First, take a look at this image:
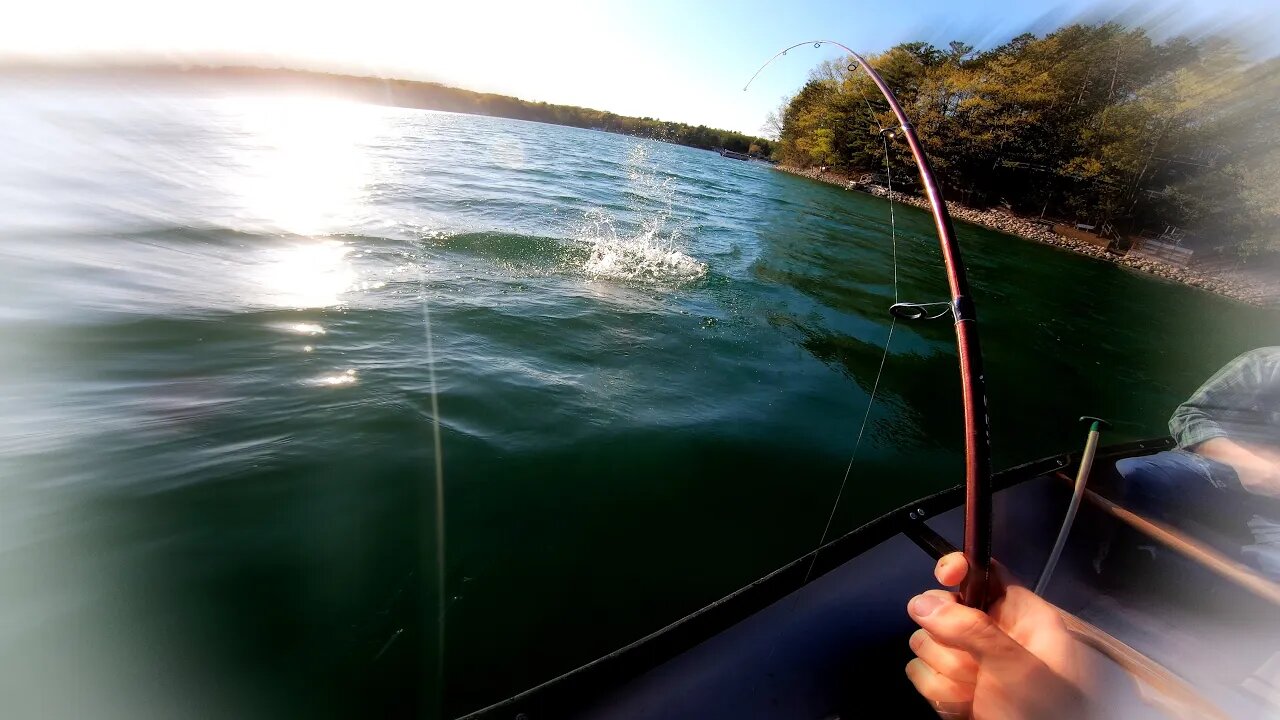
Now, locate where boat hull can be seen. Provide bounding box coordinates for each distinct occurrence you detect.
[461,438,1280,719]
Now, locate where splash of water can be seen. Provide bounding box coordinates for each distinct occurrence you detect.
[578,144,706,284]
[580,211,707,283]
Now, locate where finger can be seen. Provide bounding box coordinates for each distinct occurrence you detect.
[908,591,1026,665]
[911,588,959,612]
[909,629,978,684]
[931,701,972,720]
[936,553,1018,600]
[905,658,975,706]
[935,552,967,588]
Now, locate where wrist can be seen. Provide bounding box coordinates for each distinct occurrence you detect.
[1239,465,1280,497]
[1194,436,1237,460]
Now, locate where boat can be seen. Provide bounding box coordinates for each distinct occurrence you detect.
[457,436,1280,718]
[454,41,1280,719]
[718,148,751,161]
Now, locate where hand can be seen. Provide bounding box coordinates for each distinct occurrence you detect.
[905,553,1093,720]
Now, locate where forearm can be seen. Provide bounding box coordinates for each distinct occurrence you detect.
[1197,437,1280,497]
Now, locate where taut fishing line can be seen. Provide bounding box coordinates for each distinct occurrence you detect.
[416,254,447,717]
[738,45,907,706]
[755,41,993,614]
[745,41,904,589]
[454,40,975,720]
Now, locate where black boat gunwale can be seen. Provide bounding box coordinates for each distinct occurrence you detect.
[457,437,1175,719]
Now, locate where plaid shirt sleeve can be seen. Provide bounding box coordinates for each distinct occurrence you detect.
[1169,348,1280,449]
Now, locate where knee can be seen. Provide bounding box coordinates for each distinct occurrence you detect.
[1114,454,1183,514]
[1115,456,1171,491]
[1114,456,1144,480]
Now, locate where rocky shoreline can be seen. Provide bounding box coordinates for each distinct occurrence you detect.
[775,164,1275,306]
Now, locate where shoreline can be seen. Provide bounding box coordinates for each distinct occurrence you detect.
[774,164,1275,306]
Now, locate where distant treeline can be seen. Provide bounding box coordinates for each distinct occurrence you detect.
[772,23,1280,256]
[373,77,775,155]
[7,63,775,156]
[102,65,774,157]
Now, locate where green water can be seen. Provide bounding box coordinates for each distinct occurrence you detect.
[0,87,1276,718]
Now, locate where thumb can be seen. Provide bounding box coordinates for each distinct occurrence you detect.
[908,591,1025,664]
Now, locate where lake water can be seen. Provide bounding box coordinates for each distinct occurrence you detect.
[1,83,1276,718]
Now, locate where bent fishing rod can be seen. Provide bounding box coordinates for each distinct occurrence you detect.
[748,41,993,609]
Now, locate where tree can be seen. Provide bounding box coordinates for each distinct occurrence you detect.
[771,22,1280,256]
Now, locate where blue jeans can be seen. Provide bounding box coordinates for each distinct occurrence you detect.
[1115,450,1280,580]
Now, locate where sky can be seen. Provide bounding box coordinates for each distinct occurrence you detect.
[2,0,1277,135]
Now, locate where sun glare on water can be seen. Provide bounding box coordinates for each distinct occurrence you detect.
[256,239,355,308]
[224,96,388,308]
[230,96,384,235]
[310,368,358,387]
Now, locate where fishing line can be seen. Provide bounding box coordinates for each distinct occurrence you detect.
[751,41,995,612]
[742,46,905,705]
[749,43,905,586]
[891,300,953,321]
[416,250,448,717]
[843,63,901,303]
[883,131,900,304]
[743,41,850,92]
[797,163,903,596]
[459,43,924,719]
[801,317,895,589]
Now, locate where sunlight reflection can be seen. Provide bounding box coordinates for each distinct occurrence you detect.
[309,369,358,386]
[257,240,354,308]
[231,96,384,235]
[281,322,326,335]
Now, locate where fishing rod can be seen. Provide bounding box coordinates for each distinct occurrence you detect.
[747,41,993,609]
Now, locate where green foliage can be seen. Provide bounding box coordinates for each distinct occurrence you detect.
[774,23,1280,256]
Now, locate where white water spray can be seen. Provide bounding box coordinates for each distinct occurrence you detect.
[578,144,706,284]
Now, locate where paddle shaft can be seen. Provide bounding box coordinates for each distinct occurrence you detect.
[1036,421,1101,595]
[1056,471,1280,606]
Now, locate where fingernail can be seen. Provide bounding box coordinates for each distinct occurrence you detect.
[910,594,945,618]
[908,629,926,651]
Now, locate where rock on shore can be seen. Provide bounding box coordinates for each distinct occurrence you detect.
[774,164,1275,306]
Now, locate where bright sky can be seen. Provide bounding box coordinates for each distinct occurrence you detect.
[3,0,1277,134]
